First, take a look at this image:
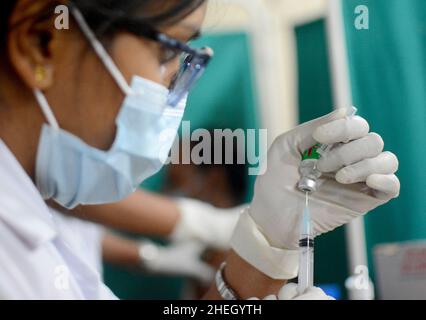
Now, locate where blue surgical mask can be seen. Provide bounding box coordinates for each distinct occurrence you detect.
[34,8,186,209]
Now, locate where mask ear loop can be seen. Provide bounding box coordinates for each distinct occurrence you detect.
[70,6,134,96]
[34,89,60,130]
[160,65,167,81]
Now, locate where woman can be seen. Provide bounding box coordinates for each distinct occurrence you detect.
[0,0,400,299]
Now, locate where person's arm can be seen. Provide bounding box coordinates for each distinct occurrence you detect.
[54,190,241,250]
[102,231,214,284]
[73,190,180,237]
[102,232,141,267]
[203,250,286,300]
[102,233,288,299]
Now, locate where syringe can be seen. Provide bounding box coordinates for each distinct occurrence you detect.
[298,192,314,295]
[296,106,357,294]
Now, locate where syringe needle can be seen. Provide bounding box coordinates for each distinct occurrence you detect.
[305,191,308,208]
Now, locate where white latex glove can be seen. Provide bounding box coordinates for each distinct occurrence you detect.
[139,240,214,285]
[171,198,244,250]
[278,283,335,300]
[247,284,334,300]
[232,108,400,279]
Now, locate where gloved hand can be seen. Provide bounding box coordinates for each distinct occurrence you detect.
[248,283,334,300]
[278,283,335,300]
[139,240,214,285]
[231,108,400,279]
[171,198,244,250]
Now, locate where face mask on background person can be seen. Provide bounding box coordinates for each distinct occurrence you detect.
[33,6,205,209]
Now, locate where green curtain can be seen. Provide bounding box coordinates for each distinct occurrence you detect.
[342,0,426,278]
[104,32,260,299]
[296,0,426,298]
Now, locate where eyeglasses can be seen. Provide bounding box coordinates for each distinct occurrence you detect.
[114,18,214,107]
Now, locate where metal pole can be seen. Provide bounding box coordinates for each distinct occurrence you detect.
[325,0,373,300]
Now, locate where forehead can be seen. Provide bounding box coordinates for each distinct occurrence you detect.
[180,2,208,28]
[160,3,208,36]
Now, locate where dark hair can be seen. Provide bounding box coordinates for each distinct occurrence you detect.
[0,0,206,53]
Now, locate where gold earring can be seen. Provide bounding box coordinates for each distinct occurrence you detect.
[35,65,46,83]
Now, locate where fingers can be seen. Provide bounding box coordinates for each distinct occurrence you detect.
[314,115,370,145]
[263,295,278,300]
[311,113,400,202]
[366,174,400,199]
[317,133,384,173]
[278,283,335,300]
[278,283,298,300]
[336,151,399,184]
[296,108,349,152]
[192,262,215,284]
[179,241,206,256]
[303,108,348,131]
[294,287,335,300]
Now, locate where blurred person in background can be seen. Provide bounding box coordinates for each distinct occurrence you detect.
[163,129,249,298]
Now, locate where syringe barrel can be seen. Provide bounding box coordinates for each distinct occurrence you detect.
[298,239,314,295]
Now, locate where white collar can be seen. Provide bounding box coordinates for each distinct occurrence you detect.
[0,140,57,249]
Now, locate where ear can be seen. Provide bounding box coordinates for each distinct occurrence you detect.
[7,1,59,90]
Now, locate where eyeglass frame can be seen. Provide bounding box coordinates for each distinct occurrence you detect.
[114,18,213,64]
[108,18,214,106]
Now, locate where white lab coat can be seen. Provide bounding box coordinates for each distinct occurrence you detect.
[0,140,117,300]
[50,209,104,275]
